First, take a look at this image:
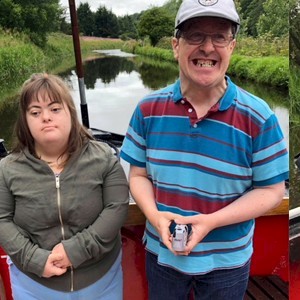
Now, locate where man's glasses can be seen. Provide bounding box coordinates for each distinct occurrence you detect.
[178,31,234,48]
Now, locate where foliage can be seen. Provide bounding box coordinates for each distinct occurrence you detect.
[0,31,125,100]
[229,55,288,88]
[137,7,174,46]
[77,2,95,36]
[0,0,62,47]
[290,0,300,65]
[239,0,266,37]
[290,0,300,119]
[235,34,288,57]
[156,36,173,50]
[94,6,119,38]
[0,29,45,97]
[118,14,138,40]
[257,0,288,37]
[290,63,300,122]
[134,46,175,62]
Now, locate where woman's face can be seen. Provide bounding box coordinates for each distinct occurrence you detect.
[26,93,72,151]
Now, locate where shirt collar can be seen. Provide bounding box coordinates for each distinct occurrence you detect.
[172,76,236,111]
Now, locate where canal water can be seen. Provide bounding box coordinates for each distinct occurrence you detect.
[0,49,291,202]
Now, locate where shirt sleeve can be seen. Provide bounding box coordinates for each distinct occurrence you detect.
[252,113,289,186]
[120,105,147,167]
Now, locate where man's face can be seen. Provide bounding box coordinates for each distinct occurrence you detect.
[172,17,236,91]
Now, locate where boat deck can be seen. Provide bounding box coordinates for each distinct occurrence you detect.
[245,275,288,299]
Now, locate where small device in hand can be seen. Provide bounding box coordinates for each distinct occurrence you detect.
[170,222,192,252]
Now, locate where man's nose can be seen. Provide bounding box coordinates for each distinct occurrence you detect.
[199,35,215,51]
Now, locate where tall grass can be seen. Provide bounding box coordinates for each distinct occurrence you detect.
[0,31,125,101]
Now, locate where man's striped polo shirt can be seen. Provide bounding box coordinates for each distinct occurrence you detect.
[120,76,289,274]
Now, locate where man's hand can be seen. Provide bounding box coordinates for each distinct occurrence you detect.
[153,211,183,254]
[174,214,213,254]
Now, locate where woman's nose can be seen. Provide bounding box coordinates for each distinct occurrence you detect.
[42,110,52,122]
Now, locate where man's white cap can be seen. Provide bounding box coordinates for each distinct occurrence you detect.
[175,0,240,33]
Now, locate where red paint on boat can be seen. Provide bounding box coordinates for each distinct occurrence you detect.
[0,247,12,300]
[250,215,289,282]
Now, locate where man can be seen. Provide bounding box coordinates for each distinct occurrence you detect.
[120,0,289,299]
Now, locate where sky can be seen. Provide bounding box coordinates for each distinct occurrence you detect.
[60,0,167,16]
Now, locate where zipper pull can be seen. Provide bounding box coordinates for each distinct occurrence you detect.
[55,175,60,189]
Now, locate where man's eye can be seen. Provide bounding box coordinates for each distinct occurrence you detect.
[189,32,204,40]
[214,34,226,41]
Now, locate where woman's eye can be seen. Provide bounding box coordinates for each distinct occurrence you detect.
[51,107,62,113]
[30,111,40,117]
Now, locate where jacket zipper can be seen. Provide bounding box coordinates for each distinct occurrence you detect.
[55,174,74,291]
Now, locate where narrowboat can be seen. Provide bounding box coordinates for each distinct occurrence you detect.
[0,1,290,298]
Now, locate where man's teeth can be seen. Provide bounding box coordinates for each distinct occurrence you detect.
[195,60,214,67]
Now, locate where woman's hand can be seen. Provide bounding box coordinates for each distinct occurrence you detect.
[51,243,72,269]
[42,253,67,278]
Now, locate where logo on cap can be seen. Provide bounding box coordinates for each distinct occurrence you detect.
[198,0,218,6]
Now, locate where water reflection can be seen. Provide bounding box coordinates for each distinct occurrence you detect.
[59,54,179,135]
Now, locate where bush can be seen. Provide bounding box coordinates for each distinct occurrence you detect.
[229,55,288,88]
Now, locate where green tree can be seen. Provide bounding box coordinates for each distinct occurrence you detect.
[245,0,266,37]
[138,7,174,46]
[0,0,61,47]
[257,0,288,37]
[0,0,24,30]
[290,0,300,65]
[118,14,138,39]
[94,6,119,38]
[77,2,95,36]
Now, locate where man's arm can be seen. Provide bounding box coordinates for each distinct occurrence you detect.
[175,181,285,252]
[129,165,181,252]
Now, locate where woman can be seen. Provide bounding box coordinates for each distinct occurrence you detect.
[0,73,129,299]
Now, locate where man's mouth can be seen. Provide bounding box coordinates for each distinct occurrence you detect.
[192,59,216,67]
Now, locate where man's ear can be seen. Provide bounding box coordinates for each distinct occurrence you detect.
[229,39,236,52]
[172,37,179,60]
